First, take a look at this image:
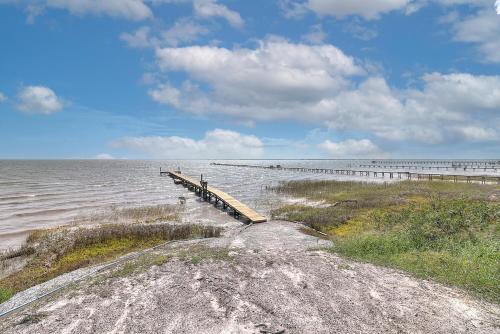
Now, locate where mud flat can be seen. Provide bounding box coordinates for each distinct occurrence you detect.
[0,221,498,334]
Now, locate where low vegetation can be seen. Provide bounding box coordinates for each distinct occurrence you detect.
[110,254,172,279]
[271,180,500,303]
[177,245,233,265]
[0,222,221,304]
[72,204,181,225]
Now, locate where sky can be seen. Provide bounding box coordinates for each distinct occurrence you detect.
[0,0,499,159]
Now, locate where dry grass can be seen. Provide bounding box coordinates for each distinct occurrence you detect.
[0,245,35,261]
[0,223,221,301]
[74,204,181,225]
[0,203,194,304]
[0,222,221,303]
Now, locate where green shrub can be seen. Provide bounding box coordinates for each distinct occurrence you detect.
[333,198,500,302]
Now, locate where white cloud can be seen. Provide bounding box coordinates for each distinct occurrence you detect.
[94,153,115,159]
[301,24,327,44]
[149,84,181,107]
[301,0,409,20]
[193,0,244,28]
[449,8,500,63]
[319,139,386,158]
[1,0,152,21]
[46,0,152,20]
[120,19,209,49]
[162,17,210,46]
[16,86,64,115]
[120,26,153,48]
[110,129,263,159]
[496,0,500,15]
[154,39,363,118]
[151,39,500,144]
[0,92,7,102]
[452,126,498,141]
[283,0,494,21]
[324,73,500,143]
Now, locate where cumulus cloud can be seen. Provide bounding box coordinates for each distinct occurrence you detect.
[16,86,64,115]
[161,18,210,46]
[154,39,363,117]
[286,0,409,20]
[496,0,500,15]
[110,129,263,159]
[193,0,244,28]
[0,0,152,21]
[45,0,152,20]
[0,92,7,102]
[452,126,498,141]
[319,139,386,158]
[448,8,500,63]
[120,26,153,48]
[149,39,500,144]
[282,0,495,22]
[149,84,181,107]
[120,19,209,49]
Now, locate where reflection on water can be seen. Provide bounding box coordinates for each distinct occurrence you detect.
[0,159,498,249]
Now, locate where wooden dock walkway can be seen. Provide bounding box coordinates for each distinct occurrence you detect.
[369,160,500,167]
[358,164,499,172]
[161,170,267,224]
[211,163,500,184]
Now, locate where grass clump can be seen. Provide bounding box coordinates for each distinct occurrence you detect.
[177,245,233,265]
[271,180,500,302]
[0,223,221,303]
[111,254,171,278]
[76,204,181,225]
[0,286,14,304]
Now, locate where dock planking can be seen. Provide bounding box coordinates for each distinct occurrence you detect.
[161,170,267,224]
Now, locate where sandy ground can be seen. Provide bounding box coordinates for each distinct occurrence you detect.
[0,221,499,333]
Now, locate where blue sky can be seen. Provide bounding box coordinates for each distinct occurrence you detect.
[0,0,499,159]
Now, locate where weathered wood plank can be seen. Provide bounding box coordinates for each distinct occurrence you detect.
[164,171,267,224]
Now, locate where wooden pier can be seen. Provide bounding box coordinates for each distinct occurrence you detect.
[369,160,500,167]
[358,164,499,172]
[161,170,267,224]
[211,163,500,184]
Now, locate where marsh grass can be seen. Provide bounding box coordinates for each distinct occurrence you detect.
[271,180,500,303]
[0,245,35,261]
[272,180,498,205]
[0,223,221,303]
[75,204,181,225]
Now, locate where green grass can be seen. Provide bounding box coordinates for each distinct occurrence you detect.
[0,223,221,303]
[271,180,500,303]
[0,287,14,304]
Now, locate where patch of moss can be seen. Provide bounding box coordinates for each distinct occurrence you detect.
[0,286,14,304]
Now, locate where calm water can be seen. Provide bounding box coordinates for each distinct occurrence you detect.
[1,159,499,249]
